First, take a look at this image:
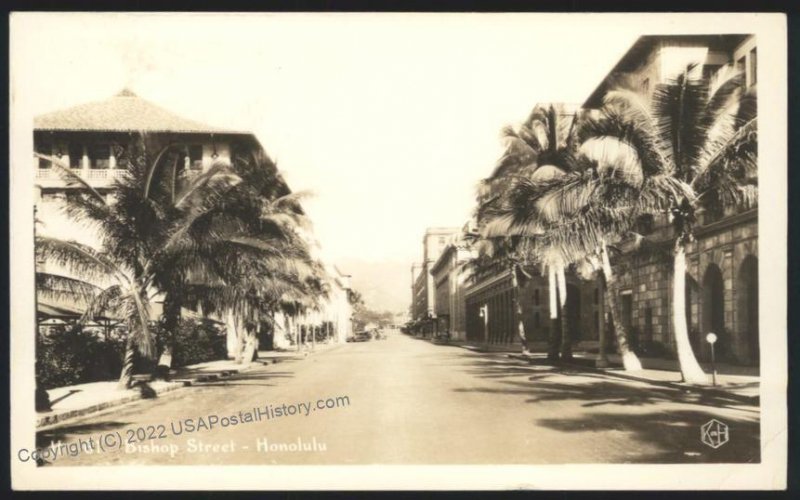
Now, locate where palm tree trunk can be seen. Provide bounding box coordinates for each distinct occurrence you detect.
[225,309,235,358]
[600,243,642,371]
[560,307,573,361]
[672,241,708,384]
[511,265,529,354]
[292,316,300,352]
[155,292,180,380]
[555,266,573,361]
[117,336,136,390]
[240,328,257,366]
[547,267,561,361]
[595,271,609,368]
[234,316,248,364]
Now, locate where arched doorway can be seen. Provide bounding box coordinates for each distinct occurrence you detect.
[563,284,581,341]
[737,256,759,366]
[701,264,725,362]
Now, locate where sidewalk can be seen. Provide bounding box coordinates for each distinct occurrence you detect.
[505,351,760,405]
[36,343,341,429]
[434,339,542,353]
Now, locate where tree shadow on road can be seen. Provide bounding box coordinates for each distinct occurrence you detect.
[449,354,760,463]
[535,409,760,463]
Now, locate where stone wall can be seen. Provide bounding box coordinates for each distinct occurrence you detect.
[610,210,758,365]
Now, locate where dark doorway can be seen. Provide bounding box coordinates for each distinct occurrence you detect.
[702,264,725,362]
[737,256,759,366]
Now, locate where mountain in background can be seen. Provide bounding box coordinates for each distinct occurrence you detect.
[335,258,410,314]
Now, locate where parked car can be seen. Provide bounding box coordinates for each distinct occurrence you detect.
[349,330,372,342]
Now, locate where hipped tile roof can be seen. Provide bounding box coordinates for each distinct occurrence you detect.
[34,89,248,135]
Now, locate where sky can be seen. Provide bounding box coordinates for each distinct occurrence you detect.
[12,13,642,266]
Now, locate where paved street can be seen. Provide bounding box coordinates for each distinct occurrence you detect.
[36,329,759,465]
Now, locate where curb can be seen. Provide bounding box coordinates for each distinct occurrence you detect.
[35,352,302,430]
[36,381,189,429]
[506,353,759,406]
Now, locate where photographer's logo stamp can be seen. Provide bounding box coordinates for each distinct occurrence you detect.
[701,419,729,449]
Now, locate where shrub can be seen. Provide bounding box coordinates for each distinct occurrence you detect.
[37,326,127,389]
[155,318,227,367]
[37,318,227,390]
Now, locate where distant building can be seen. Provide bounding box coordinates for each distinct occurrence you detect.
[409,227,461,335]
[429,242,473,340]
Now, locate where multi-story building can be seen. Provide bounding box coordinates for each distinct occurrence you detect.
[463,258,604,348]
[429,241,474,340]
[34,89,354,352]
[460,34,757,367]
[464,104,604,349]
[34,89,265,318]
[409,227,461,335]
[582,34,758,366]
[34,89,264,245]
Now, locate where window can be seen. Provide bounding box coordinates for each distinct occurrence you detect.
[188,145,203,170]
[35,141,51,169]
[68,144,84,169]
[89,144,110,169]
[749,48,757,86]
[736,56,747,89]
[593,288,599,305]
[534,289,540,306]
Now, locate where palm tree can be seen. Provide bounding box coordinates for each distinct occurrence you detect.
[483,129,685,370]
[149,146,320,367]
[477,103,587,360]
[35,136,242,388]
[582,66,757,383]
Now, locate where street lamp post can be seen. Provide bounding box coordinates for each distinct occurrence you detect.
[479,304,488,346]
[706,332,718,386]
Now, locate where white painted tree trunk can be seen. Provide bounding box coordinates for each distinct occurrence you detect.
[548,266,558,320]
[240,329,258,367]
[672,243,709,384]
[225,309,240,359]
[600,242,642,371]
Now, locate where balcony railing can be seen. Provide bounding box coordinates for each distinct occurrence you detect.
[36,168,128,182]
[35,168,83,179]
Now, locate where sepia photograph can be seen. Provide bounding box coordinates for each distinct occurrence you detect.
[9,11,787,490]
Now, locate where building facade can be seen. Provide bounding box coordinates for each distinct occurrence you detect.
[458,34,758,367]
[409,227,461,335]
[583,34,759,366]
[464,263,604,348]
[34,89,354,354]
[429,242,473,340]
[33,89,265,319]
